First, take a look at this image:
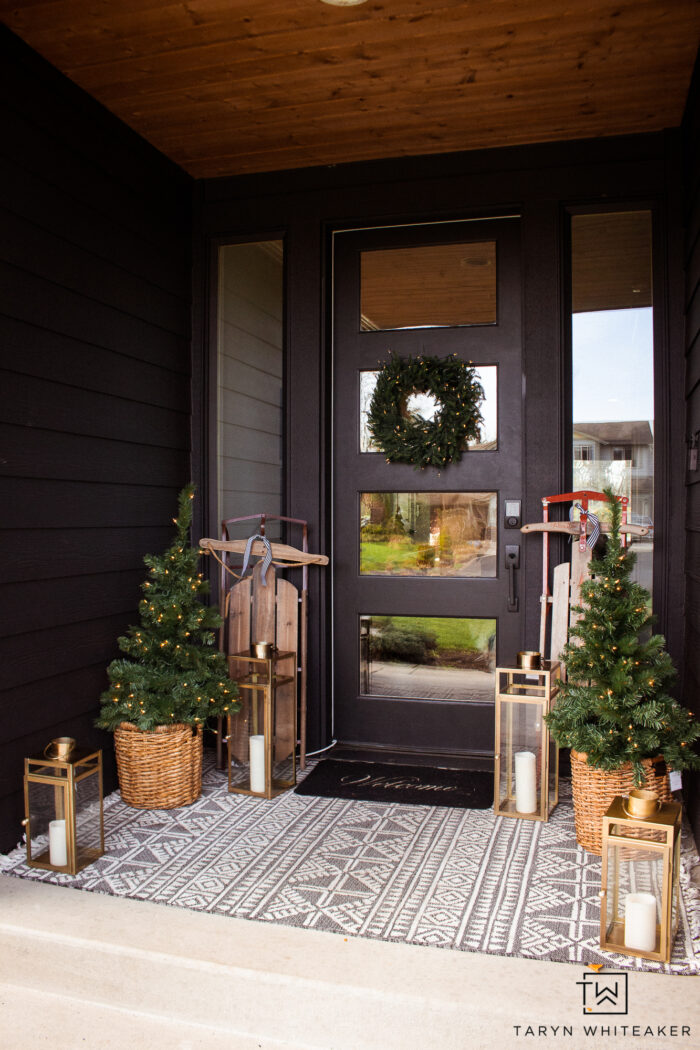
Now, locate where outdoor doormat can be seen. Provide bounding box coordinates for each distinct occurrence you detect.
[294,758,494,809]
[3,757,700,974]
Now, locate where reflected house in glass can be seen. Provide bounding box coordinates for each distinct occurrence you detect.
[573,420,654,526]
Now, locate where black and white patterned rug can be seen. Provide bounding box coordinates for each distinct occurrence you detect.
[3,757,699,975]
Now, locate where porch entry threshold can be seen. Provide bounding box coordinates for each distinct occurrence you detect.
[2,755,699,975]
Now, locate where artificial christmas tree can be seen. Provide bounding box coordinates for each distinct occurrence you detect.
[97,485,239,807]
[546,488,700,852]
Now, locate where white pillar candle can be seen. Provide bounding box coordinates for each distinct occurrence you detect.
[249,735,266,794]
[49,819,68,867]
[624,892,657,952]
[514,750,537,813]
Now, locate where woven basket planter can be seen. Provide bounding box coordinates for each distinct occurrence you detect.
[114,722,203,809]
[570,749,672,855]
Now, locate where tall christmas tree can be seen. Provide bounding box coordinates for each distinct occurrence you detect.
[546,489,700,785]
[97,485,239,732]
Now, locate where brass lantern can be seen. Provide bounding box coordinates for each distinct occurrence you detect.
[494,660,561,821]
[226,645,297,798]
[23,740,104,874]
[600,790,682,964]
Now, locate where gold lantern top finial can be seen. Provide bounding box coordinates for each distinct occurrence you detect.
[625,788,661,820]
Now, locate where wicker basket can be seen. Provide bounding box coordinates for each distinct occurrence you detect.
[114,722,203,809]
[570,749,672,855]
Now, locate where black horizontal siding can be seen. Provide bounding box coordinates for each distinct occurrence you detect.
[683,50,700,845]
[0,27,193,851]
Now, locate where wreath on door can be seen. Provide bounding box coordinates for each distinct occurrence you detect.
[367,352,484,470]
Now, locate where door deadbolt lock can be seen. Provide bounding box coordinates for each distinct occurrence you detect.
[504,499,522,529]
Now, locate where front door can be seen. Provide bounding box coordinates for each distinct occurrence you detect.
[333,219,523,763]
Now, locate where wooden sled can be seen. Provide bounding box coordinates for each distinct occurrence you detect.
[200,515,328,771]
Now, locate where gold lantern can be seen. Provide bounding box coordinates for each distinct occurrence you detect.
[226,645,297,798]
[494,660,561,821]
[23,739,104,874]
[600,789,682,963]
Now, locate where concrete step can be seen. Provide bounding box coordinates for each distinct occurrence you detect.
[1,874,697,1050]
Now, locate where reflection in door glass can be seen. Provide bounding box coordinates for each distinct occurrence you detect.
[360,615,496,702]
[571,211,653,595]
[360,366,497,452]
[360,242,497,330]
[360,492,497,577]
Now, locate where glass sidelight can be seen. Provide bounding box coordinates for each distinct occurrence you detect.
[217,240,284,535]
[360,615,496,701]
[570,210,654,594]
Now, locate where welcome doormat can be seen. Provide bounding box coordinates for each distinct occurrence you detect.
[294,758,494,809]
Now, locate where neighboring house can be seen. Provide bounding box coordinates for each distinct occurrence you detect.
[573,421,655,521]
[1,9,699,853]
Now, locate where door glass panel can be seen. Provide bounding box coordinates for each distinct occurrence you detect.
[361,242,497,331]
[571,211,653,595]
[360,492,497,577]
[360,615,496,701]
[359,366,497,452]
[360,242,497,330]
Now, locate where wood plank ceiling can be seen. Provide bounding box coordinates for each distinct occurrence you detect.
[1,0,697,179]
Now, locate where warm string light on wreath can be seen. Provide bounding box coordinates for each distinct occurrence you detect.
[367,351,484,470]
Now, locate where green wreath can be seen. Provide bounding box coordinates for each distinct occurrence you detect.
[367,352,484,470]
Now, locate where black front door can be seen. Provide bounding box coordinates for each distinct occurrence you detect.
[333,219,523,763]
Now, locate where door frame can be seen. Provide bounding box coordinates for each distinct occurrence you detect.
[329,215,532,765]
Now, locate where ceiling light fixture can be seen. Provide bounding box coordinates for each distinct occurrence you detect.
[320,0,368,6]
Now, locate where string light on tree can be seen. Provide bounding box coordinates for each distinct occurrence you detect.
[96,485,239,733]
[546,487,700,785]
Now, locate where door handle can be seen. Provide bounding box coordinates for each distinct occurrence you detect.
[505,544,520,613]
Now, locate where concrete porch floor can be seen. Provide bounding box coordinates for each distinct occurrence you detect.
[1,872,698,1050]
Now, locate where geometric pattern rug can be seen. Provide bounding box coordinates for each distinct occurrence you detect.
[3,755,699,976]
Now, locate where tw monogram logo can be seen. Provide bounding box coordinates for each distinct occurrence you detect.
[576,972,629,1015]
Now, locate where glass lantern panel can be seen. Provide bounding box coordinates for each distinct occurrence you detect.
[74,771,102,866]
[498,699,544,815]
[272,657,296,783]
[26,776,69,866]
[229,682,267,792]
[672,831,681,939]
[547,731,558,810]
[604,841,664,954]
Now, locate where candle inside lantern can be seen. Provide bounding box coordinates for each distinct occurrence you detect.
[249,734,266,794]
[514,750,537,813]
[49,819,67,866]
[624,892,657,952]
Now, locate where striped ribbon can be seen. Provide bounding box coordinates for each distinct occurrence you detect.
[240,533,273,586]
[569,504,601,549]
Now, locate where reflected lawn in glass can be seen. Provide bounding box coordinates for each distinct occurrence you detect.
[360,492,497,577]
[360,615,496,702]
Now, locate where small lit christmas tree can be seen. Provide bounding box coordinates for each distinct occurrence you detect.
[97,485,238,732]
[546,489,700,785]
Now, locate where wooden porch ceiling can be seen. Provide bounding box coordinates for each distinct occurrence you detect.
[1,1,697,179]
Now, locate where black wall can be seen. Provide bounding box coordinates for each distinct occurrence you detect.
[682,53,700,844]
[0,28,193,851]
